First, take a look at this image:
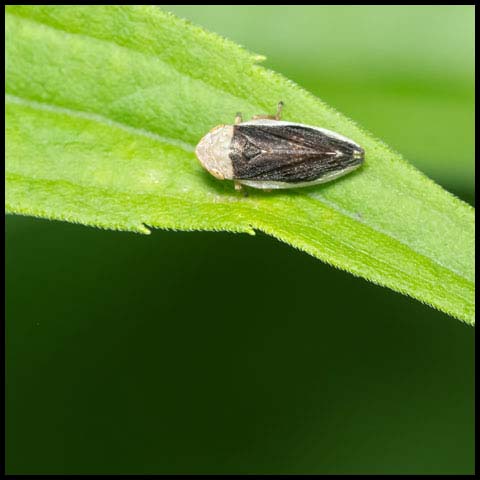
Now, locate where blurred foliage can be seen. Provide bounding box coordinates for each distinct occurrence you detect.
[6,6,474,475]
[6,216,474,474]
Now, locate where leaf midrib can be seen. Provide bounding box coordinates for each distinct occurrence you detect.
[6,91,473,293]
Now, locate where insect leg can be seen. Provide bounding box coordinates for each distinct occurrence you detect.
[234,181,249,197]
[275,101,284,120]
[251,101,284,121]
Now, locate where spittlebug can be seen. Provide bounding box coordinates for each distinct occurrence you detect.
[195,102,364,191]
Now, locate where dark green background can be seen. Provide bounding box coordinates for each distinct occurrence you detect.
[6,6,474,475]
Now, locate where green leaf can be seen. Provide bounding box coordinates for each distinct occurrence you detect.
[5,5,474,324]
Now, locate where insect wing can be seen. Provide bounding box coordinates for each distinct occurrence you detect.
[230,122,363,183]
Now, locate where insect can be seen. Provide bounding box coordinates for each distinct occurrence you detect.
[195,101,364,191]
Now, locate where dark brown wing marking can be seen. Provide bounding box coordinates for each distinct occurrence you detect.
[230,125,363,182]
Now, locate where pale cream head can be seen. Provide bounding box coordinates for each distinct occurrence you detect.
[195,125,234,180]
